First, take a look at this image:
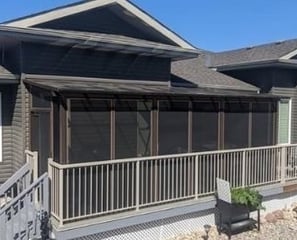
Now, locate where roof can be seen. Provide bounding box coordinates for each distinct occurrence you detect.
[171,54,259,92]
[210,38,297,69]
[23,74,275,99]
[0,65,18,81]
[3,0,196,50]
[0,26,198,60]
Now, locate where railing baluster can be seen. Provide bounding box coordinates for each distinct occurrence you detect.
[95,166,98,213]
[90,166,93,214]
[66,168,69,219]
[59,168,64,226]
[72,168,75,218]
[195,155,198,198]
[136,160,140,211]
[242,151,246,187]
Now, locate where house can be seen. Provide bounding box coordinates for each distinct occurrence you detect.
[0,1,296,240]
[208,40,297,145]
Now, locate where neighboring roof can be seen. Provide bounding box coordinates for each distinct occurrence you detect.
[3,0,196,50]
[171,54,259,92]
[0,26,198,60]
[210,38,297,69]
[23,74,275,99]
[0,65,18,82]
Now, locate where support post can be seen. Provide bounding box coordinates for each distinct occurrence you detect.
[33,151,38,181]
[281,147,287,184]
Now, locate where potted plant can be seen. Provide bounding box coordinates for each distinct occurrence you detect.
[231,187,264,211]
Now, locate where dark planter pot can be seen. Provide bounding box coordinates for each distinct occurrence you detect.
[216,199,260,240]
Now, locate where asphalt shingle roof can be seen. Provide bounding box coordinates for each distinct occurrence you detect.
[24,76,273,98]
[210,39,297,67]
[171,54,259,92]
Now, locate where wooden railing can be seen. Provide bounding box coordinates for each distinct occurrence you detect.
[48,144,297,225]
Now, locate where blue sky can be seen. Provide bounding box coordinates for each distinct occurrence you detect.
[1,0,297,52]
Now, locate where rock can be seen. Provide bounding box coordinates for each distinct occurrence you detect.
[291,202,297,209]
[265,213,277,223]
[260,215,267,224]
[208,226,219,239]
[292,206,297,214]
[283,210,294,220]
[272,210,284,219]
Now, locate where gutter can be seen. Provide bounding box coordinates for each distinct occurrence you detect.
[214,59,297,71]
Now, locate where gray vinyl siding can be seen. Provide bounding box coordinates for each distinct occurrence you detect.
[0,84,25,184]
[0,86,14,183]
[11,83,25,172]
[33,4,177,46]
[271,87,297,143]
[222,68,275,93]
[22,43,171,82]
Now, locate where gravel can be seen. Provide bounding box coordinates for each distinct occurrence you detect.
[168,218,297,240]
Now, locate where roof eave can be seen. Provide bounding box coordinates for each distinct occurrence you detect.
[0,26,199,60]
[215,59,297,71]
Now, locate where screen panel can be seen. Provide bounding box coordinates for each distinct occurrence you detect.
[115,100,151,159]
[224,101,249,149]
[192,101,219,152]
[158,101,189,155]
[70,100,111,163]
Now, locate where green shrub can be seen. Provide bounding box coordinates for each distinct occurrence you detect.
[231,187,264,210]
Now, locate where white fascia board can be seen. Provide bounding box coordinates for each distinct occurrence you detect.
[117,0,196,50]
[5,0,117,28]
[280,49,297,60]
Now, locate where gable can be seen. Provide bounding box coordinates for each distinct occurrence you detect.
[4,0,195,49]
[33,4,176,45]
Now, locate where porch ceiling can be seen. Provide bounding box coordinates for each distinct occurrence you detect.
[24,75,278,99]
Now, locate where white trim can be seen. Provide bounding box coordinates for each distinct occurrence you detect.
[280,49,297,60]
[5,0,195,50]
[117,0,195,49]
[5,0,117,27]
[0,92,2,162]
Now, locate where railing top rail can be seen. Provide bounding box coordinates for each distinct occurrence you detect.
[0,172,48,215]
[0,163,31,195]
[25,149,36,157]
[48,143,297,170]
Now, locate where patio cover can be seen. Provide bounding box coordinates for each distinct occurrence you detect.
[24,75,279,99]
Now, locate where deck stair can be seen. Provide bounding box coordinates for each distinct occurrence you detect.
[0,151,50,240]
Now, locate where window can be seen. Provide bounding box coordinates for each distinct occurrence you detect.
[278,99,291,144]
[158,101,188,155]
[0,92,2,162]
[192,101,219,151]
[70,100,111,163]
[115,100,151,159]
[224,102,249,149]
